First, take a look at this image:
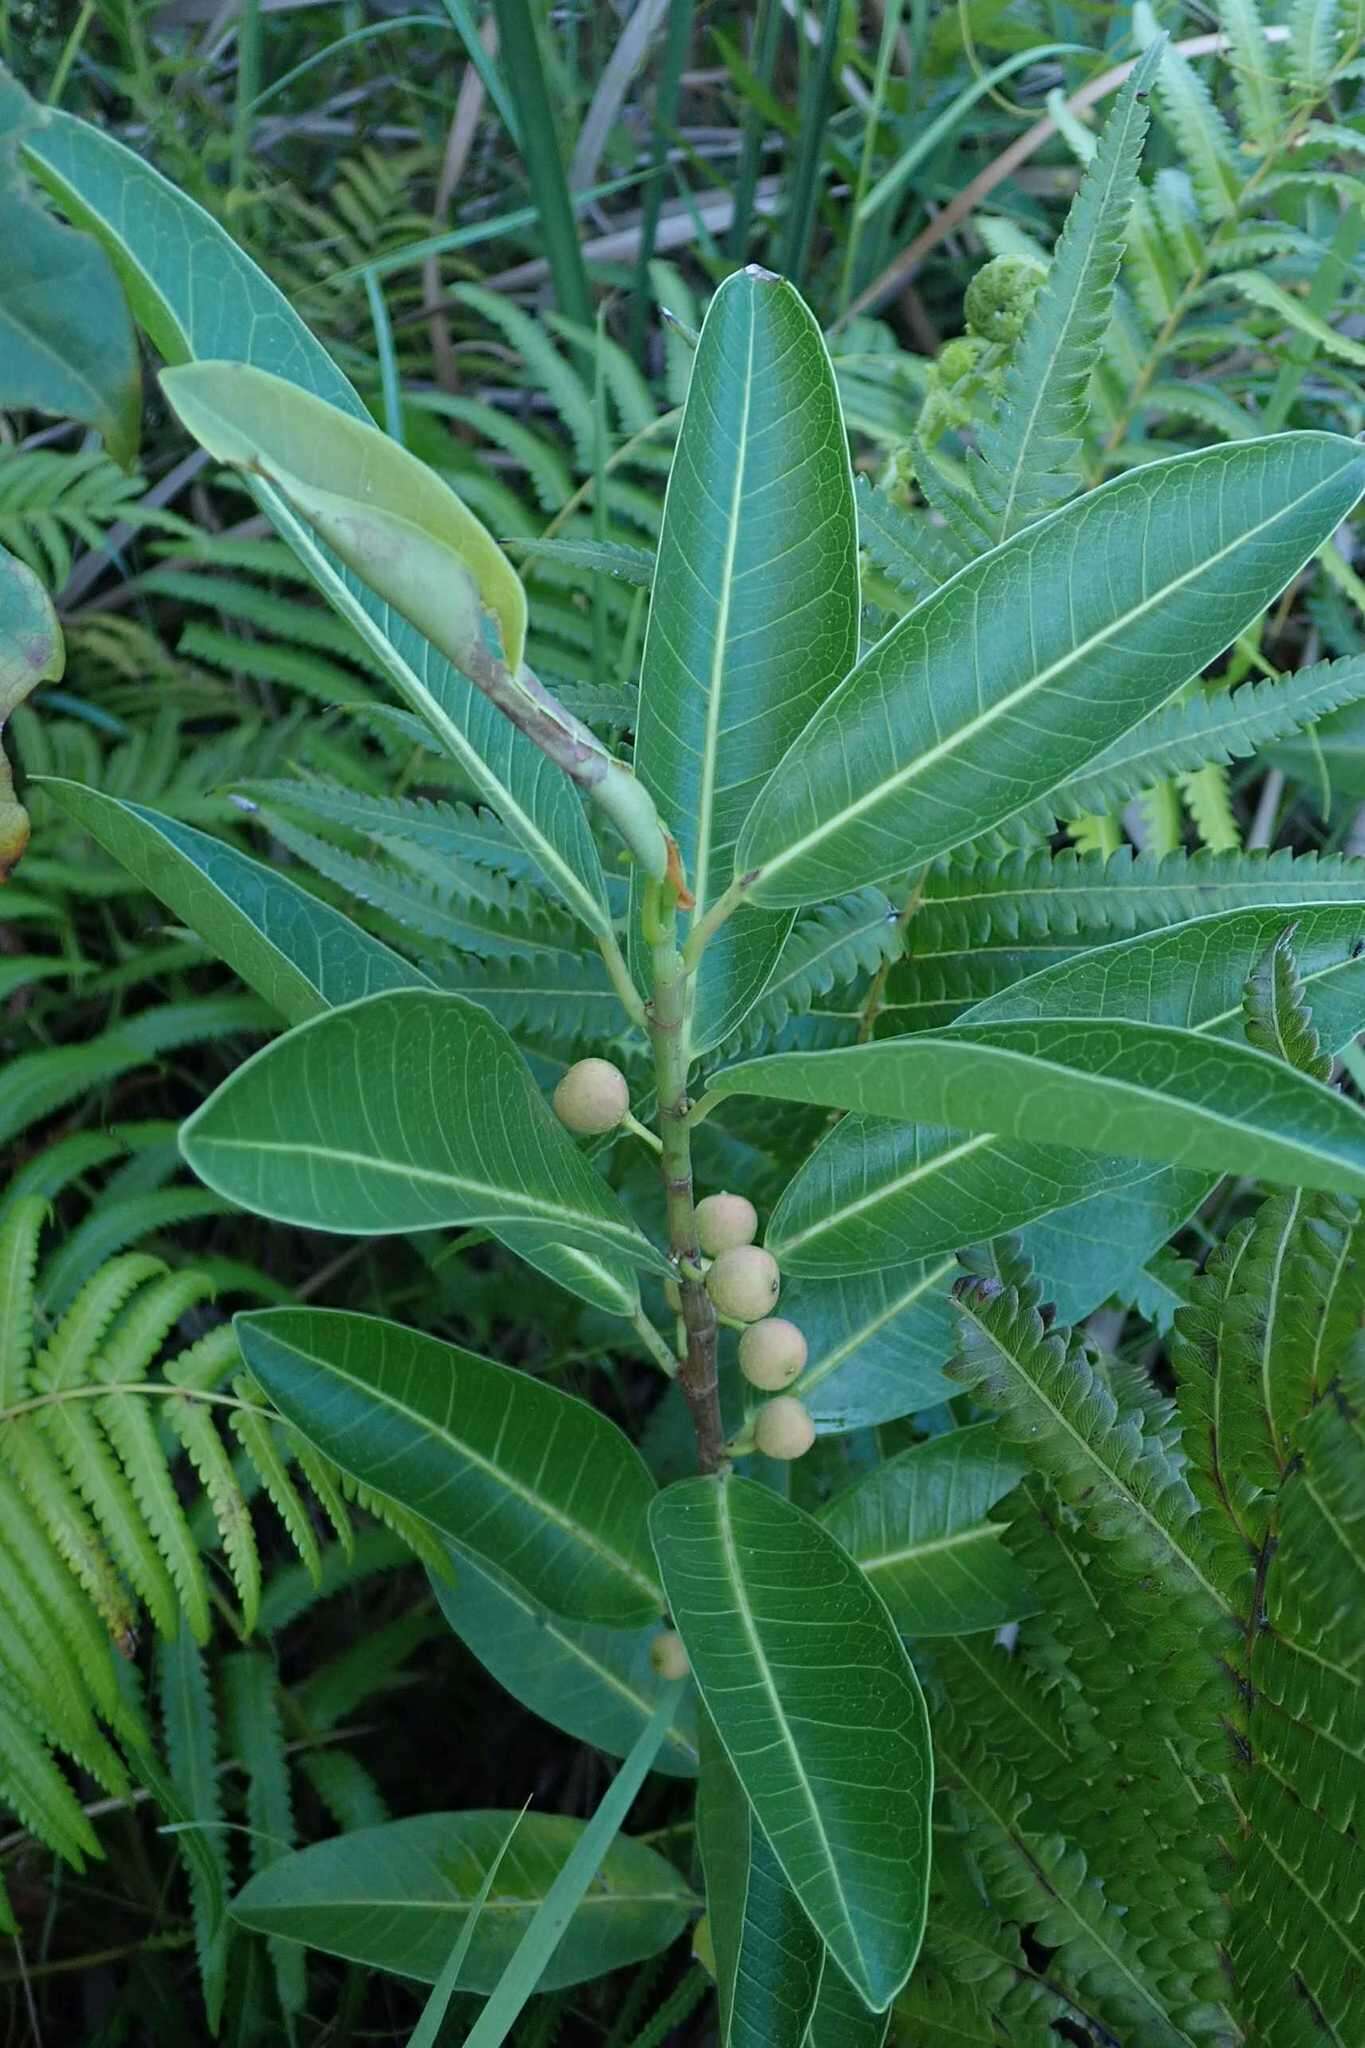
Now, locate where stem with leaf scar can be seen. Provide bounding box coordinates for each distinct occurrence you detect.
[642,876,728,1474]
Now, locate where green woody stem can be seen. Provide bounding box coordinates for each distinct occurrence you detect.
[643,878,727,1474]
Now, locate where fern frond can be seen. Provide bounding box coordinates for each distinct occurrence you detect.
[240,778,536,881]
[506,535,655,585]
[1046,653,1365,824]
[0,1197,43,1406]
[1214,270,1365,370]
[719,888,902,1056]
[973,48,1158,541]
[856,476,968,605]
[429,948,624,1052]
[884,846,1365,1031]
[39,1399,181,1639]
[1243,924,1334,1078]
[159,1631,230,2022]
[1220,0,1287,150]
[0,996,271,1152]
[97,1386,211,1643]
[0,1689,102,1870]
[0,1467,125,1722]
[410,394,573,511]
[929,1694,1192,2047]
[1231,1343,1365,2044]
[229,1379,323,1588]
[450,285,595,465]
[35,1252,168,1392]
[1178,761,1240,853]
[1143,25,1243,220]
[257,809,569,963]
[223,1649,305,2013]
[948,1245,1214,1600]
[297,1747,389,1831]
[1287,0,1343,95]
[165,1392,262,1635]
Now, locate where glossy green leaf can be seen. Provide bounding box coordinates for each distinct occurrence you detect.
[779,1264,959,1431]
[0,542,63,882]
[38,783,635,1313]
[181,989,665,1274]
[0,74,138,465]
[736,434,1365,906]
[698,1714,825,2046]
[162,361,527,676]
[633,265,857,1050]
[431,1546,697,1776]
[650,1475,932,2011]
[229,1810,694,1992]
[768,1118,1139,1280]
[37,780,426,1026]
[236,1309,663,1625]
[805,1964,892,2045]
[761,903,1365,1270]
[707,1016,1365,1200]
[21,107,610,937]
[820,1425,1035,1637]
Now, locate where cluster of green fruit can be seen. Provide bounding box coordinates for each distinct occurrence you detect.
[552,1059,815,1462]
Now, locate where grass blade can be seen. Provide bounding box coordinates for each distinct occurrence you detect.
[462,1683,685,2046]
[491,0,593,327]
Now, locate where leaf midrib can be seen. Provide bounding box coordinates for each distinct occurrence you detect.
[194,1134,649,1249]
[854,1522,1006,1575]
[261,1331,663,1608]
[712,1480,867,1986]
[773,1132,994,1258]
[691,291,758,929]
[751,456,1356,890]
[797,1259,957,1399]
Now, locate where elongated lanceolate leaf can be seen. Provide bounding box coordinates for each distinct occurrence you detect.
[39,784,636,1311]
[698,1716,825,2047]
[736,434,1365,906]
[181,989,665,1274]
[37,780,426,1024]
[633,265,858,1051]
[707,1017,1365,1199]
[805,1964,892,2045]
[21,110,610,937]
[821,1424,1035,1637]
[162,361,527,677]
[230,1810,693,1991]
[767,902,1365,1273]
[650,1476,932,2011]
[431,1547,697,1776]
[0,75,139,465]
[1,542,63,881]
[237,1309,662,1624]
[974,45,1160,540]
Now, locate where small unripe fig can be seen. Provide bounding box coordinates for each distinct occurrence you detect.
[650,1629,690,1680]
[695,1191,758,1256]
[754,1395,816,1461]
[552,1058,629,1135]
[706,1245,780,1322]
[739,1317,807,1390]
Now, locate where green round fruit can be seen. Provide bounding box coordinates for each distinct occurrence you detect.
[552,1057,629,1135]
[695,1192,758,1256]
[754,1395,815,1461]
[706,1246,780,1322]
[738,1318,807,1390]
